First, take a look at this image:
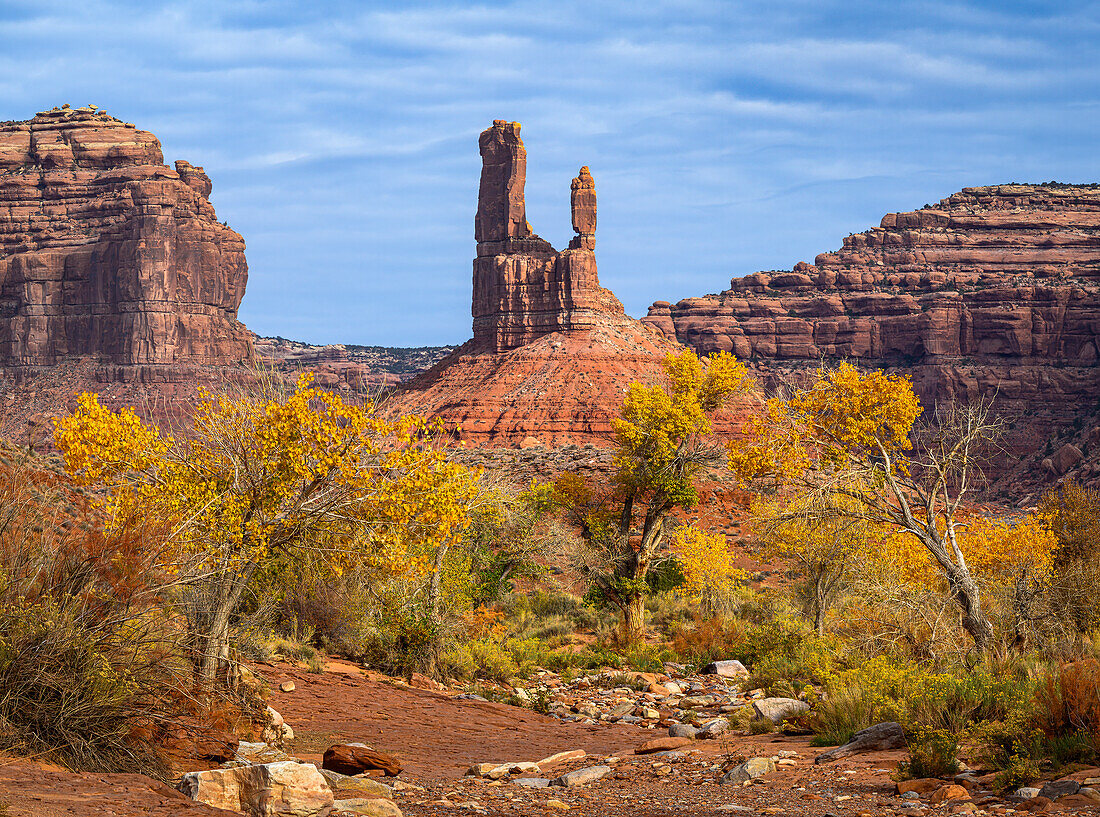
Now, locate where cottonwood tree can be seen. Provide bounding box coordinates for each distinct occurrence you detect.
[55,374,480,689]
[752,493,886,636]
[555,350,754,645]
[732,362,1011,656]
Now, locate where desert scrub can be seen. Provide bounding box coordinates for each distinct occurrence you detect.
[0,458,182,777]
[440,639,518,683]
[742,617,843,690]
[898,726,960,779]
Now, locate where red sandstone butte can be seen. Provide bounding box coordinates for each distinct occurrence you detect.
[642,183,1100,489]
[0,104,251,371]
[391,120,690,445]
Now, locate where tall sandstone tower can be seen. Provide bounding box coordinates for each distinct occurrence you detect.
[472,120,622,351]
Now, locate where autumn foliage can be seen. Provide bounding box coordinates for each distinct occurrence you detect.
[54,374,482,686]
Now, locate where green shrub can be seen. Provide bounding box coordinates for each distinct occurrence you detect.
[898,726,959,780]
[441,639,518,683]
[742,618,840,689]
[810,682,877,746]
[748,717,775,735]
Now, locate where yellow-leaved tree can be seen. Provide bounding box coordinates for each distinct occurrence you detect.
[731,361,1031,655]
[55,374,481,688]
[670,525,746,617]
[555,349,755,644]
[752,493,889,636]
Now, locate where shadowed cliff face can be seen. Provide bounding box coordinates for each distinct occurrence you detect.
[643,184,1100,493]
[0,105,251,369]
[472,120,623,352]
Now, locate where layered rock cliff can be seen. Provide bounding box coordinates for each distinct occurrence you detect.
[0,105,251,373]
[392,121,683,444]
[472,120,624,351]
[643,184,1100,493]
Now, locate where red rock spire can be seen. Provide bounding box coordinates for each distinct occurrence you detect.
[569,166,596,250]
[475,120,530,245]
[471,122,623,351]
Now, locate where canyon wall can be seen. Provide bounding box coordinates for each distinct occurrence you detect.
[643,184,1100,492]
[0,105,251,372]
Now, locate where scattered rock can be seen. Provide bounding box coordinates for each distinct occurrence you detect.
[323,744,402,777]
[701,660,749,678]
[546,799,571,811]
[720,757,775,785]
[815,722,906,763]
[280,681,297,693]
[514,778,551,788]
[552,766,612,787]
[332,797,402,817]
[752,697,810,724]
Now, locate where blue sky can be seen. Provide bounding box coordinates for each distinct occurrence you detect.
[2,0,1098,346]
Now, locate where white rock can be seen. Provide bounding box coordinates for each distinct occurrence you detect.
[752,697,809,724]
[179,760,333,817]
[332,798,402,816]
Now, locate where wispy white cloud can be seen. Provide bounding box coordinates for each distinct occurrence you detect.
[0,0,1096,344]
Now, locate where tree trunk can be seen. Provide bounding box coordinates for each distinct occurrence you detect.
[947,567,994,654]
[623,593,646,646]
[198,563,258,691]
[426,542,448,677]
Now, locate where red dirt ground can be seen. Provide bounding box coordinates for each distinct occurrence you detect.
[2,658,1098,816]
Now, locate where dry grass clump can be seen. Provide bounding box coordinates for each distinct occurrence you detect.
[0,452,184,776]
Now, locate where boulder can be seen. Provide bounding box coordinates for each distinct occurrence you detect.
[815,722,907,763]
[752,697,809,723]
[319,769,393,799]
[179,760,334,817]
[696,718,729,739]
[929,784,971,805]
[701,660,749,678]
[898,778,948,795]
[323,744,402,777]
[1017,795,1052,812]
[1054,444,1084,475]
[552,766,612,787]
[636,736,693,755]
[720,757,775,785]
[668,723,698,739]
[1038,779,1080,800]
[537,750,586,768]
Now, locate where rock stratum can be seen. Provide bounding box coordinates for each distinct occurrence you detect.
[643,184,1100,493]
[0,104,251,373]
[391,120,685,444]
